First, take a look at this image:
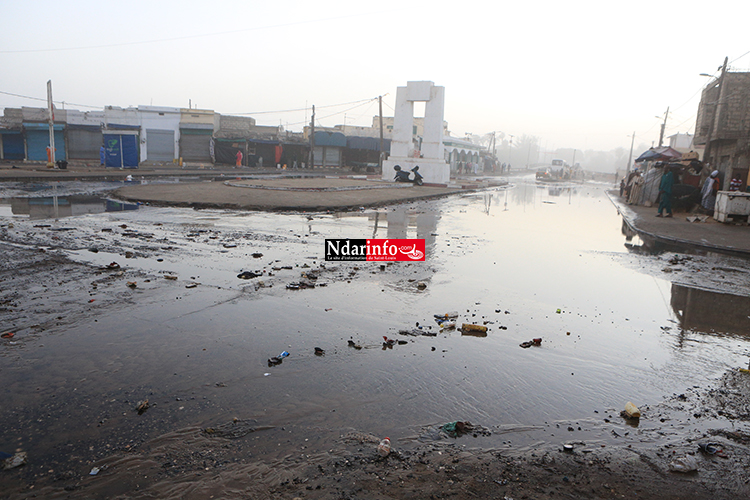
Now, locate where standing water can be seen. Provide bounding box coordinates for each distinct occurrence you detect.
[1,177,749,480]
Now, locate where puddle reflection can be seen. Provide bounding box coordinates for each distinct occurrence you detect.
[0,195,138,220]
[671,283,750,337]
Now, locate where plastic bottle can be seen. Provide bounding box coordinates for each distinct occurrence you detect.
[377,437,391,457]
[279,351,290,359]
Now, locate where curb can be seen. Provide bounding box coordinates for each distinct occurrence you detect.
[605,191,750,257]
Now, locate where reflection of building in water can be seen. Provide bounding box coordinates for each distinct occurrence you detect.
[671,283,750,336]
[370,208,439,249]
[8,196,138,220]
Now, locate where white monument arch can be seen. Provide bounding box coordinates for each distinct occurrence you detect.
[381,81,450,185]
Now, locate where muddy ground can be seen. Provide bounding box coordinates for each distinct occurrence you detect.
[2,198,750,499]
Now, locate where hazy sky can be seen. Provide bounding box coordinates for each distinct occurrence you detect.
[1,0,748,152]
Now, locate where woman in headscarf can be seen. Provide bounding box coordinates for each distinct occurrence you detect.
[701,170,720,211]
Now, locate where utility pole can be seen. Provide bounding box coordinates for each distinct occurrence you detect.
[378,95,384,172]
[508,134,514,166]
[705,56,729,170]
[626,131,635,177]
[46,80,56,168]
[658,106,669,147]
[308,105,315,169]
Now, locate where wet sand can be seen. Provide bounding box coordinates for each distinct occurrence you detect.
[113,178,470,211]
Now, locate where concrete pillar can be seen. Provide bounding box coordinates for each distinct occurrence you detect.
[390,86,413,158]
[421,85,444,159]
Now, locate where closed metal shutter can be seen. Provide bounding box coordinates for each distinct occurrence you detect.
[146,129,174,161]
[179,132,212,162]
[324,147,341,167]
[27,130,66,161]
[313,146,324,166]
[1,133,24,160]
[68,128,102,159]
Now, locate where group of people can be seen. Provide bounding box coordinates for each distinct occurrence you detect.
[656,168,722,217]
[623,166,737,218]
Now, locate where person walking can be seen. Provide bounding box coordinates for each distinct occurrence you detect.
[100,145,106,166]
[235,149,243,167]
[656,167,674,217]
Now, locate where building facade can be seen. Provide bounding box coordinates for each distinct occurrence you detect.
[694,69,750,190]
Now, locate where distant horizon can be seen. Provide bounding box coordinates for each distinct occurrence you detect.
[2,1,747,169]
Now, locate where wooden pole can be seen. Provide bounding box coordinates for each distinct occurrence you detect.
[378,95,384,171]
[47,80,56,167]
[626,131,635,176]
[308,105,315,169]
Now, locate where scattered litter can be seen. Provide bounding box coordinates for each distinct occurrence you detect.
[686,215,709,223]
[461,323,487,333]
[520,338,542,348]
[135,400,149,415]
[252,252,263,258]
[668,455,698,473]
[89,466,100,476]
[126,281,137,288]
[563,444,574,453]
[347,340,362,350]
[164,275,178,280]
[106,262,120,269]
[416,281,427,290]
[556,308,561,314]
[237,271,261,279]
[622,401,641,419]
[88,299,95,303]
[434,312,459,320]
[440,421,492,438]
[383,336,396,347]
[223,243,237,248]
[268,350,290,366]
[264,373,270,376]
[314,347,325,356]
[377,437,391,457]
[286,283,300,290]
[325,308,332,311]
[461,323,488,337]
[1,332,14,339]
[185,282,199,289]
[698,443,726,457]
[2,452,27,470]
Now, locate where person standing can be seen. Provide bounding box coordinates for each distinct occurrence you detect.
[100,145,106,166]
[701,170,720,212]
[656,167,674,217]
[235,149,243,167]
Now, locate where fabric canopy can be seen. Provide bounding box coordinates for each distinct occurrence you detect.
[635,146,682,163]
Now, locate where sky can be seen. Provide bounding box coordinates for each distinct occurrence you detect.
[1,0,749,155]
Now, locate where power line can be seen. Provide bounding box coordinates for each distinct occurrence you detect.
[231,97,376,116]
[288,98,376,127]
[0,89,101,109]
[730,49,750,64]
[0,11,392,54]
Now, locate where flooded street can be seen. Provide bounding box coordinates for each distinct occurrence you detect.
[2,177,750,499]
